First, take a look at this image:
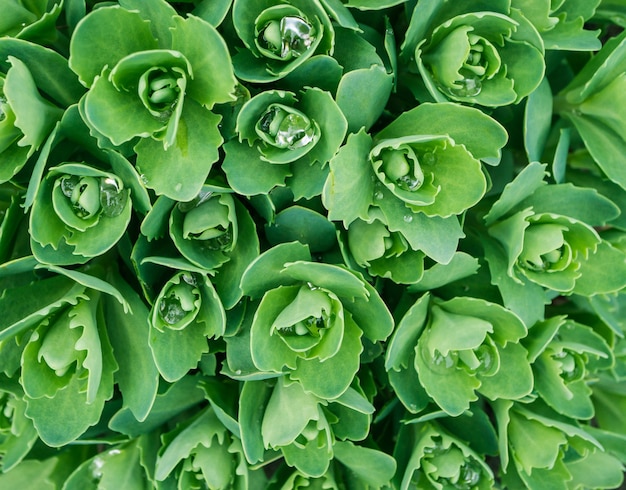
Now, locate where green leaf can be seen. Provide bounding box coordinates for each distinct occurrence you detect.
[222,138,292,196]
[240,241,312,299]
[103,270,159,422]
[192,0,233,26]
[155,407,226,481]
[291,313,363,399]
[4,56,63,156]
[525,77,553,162]
[508,409,568,474]
[385,293,430,371]
[64,439,146,490]
[81,69,165,146]
[23,319,117,447]
[265,206,337,253]
[566,108,626,190]
[376,189,464,264]
[135,100,223,201]
[0,458,59,489]
[261,378,320,447]
[333,441,397,487]
[239,380,274,465]
[483,236,548,326]
[170,14,237,107]
[408,252,480,292]
[282,261,368,300]
[573,240,626,296]
[69,5,158,86]
[323,129,374,227]
[0,274,87,342]
[484,162,548,226]
[119,0,178,47]
[518,183,620,226]
[478,342,534,401]
[108,375,206,437]
[337,66,393,133]
[0,38,85,106]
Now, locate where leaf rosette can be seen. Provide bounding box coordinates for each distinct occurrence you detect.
[239,377,375,478]
[395,422,494,490]
[343,212,425,284]
[170,190,241,271]
[223,87,347,197]
[149,271,226,382]
[492,400,621,490]
[68,0,237,200]
[386,293,533,416]
[525,317,613,420]
[400,0,545,106]
[230,0,334,82]
[488,209,601,292]
[324,103,506,268]
[233,242,393,400]
[483,162,622,325]
[154,406,264,490]
[29,163,132,265]
[20,290,118,447]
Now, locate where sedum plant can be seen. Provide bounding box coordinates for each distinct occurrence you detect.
[1,0,626,488]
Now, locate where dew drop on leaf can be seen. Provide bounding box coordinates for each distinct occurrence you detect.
[396,175,421,191]
[449,77,482,97]
[159,296,188,325]
[99,177,128,218]
[403,214,413,223]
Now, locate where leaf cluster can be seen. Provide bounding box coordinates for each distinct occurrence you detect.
[1,0,626,488]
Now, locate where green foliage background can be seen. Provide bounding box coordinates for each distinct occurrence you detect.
[1,0,626,488]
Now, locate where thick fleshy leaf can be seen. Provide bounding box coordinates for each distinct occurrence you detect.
[170,14,237,107]
[261,378,320,447]
[135,100,223,201]
[4,56,63,156]
[222,138,292,195]
[323,129,374,227]
[291,313,363,399]
[333,441,397,487]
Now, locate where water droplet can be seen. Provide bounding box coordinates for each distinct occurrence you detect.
[396,175,421,191]
[275,113,315,149]
[403,214,413,223]
[281,16,315,57]
[235,369,242,375]
[204,230,233,251]
[258,16,315,60]
[459,461,482,487]
[257,105,315,150]
[178,190,214,213]
[159,296,188,325]
[448,77,482,98]
[90,456,105,483]
[99,177,128,218]
[60,175,79,198]
[423,346,459,374]
[0,97,7,122]
[181,273,197,286]
[474,343,498,376]
[374,191,384,200]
